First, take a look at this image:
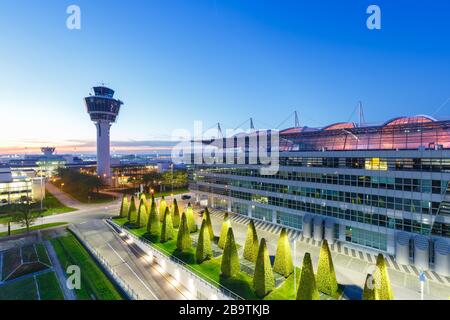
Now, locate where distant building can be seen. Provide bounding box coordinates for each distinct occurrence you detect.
[0,165,45,205]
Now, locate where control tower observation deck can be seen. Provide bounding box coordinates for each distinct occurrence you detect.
[84,86,123,182]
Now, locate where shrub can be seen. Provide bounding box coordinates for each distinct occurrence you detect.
[119,196,128,218]
[160,208,174,243]
[176,213,191,252]
[220,228,240,278]
[159,197,167,222]
[185,203,197,232]
[362,273,379,300]
[243,220,258,263]
[253,238,275,298]
[374,254,394,300]
[273,228,294,278]
[203,207,214,240]
[296,253,320,300]
[172,199,181,228]
[147,197,160,236]
[136,200,148,228]
[196,219,212,263]
[218,212,231,249]
[127,196,137,222]
[316,239,338,296]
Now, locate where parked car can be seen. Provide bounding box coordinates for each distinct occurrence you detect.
[181,195,191,200]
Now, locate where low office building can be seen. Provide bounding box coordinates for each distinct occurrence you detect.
[0,165,45,204]
[189,115,450,276]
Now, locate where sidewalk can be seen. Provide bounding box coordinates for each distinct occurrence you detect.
[45,182,85,210]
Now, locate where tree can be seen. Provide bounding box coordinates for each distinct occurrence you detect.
[243,220,259,263]
[119,196,129,218]
[147,196,160,236]
[160,207,174,243]
[10,204,40,233]
[362,273,379,300]
[185,203,197,232]
[316,239,338,296]
[176,213,192,252]
[296,253,320,300]
[374,254,394,300]
[218,212,231,249]
[273,228,294,278]
[253,238,275,298]
[196,219,213,263]
[203,207,214,240]
[127,196,137,222]
[172,198,181,228]
[159,196,167,222]
[142,171,162,189]
[220,228,240,278]
[136,200,147,228]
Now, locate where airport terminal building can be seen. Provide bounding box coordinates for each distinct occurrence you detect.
[189,115,450,276]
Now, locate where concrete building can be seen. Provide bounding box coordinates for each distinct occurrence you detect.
[189,115,450,276]
[85,86,123,183]
[0,165,45,205]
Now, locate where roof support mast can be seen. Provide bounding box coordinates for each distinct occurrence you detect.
[358,101,365,128]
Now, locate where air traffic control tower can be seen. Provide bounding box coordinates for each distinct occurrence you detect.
[85,86,123,183]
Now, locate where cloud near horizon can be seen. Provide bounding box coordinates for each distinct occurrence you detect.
[0,139,180,155]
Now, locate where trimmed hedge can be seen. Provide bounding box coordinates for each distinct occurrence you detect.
[273,228,294,278]
[196,219,213,263]
[296,253,320,300]
[316,239,338,296]
[374,254,394,300]
[160,207,174,243]
[159,197,167,222]
[172,199,181,228]
[185,203,197,233]
[362,273,378,300]
[220,228,240,278]
[218,212,231,249]
[253,238,275,298]
[127,196,137,222]
[147,197,160,236]
[176,213,192,252]
[243,220,259,263]
[119,196,128,218]
[136,200,148,228]
[203,207,214,240]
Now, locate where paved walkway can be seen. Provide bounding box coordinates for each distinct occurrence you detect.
[43,240,77,300]
[45,182,85,210]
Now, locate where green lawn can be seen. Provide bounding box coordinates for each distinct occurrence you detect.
[36,272,64,300]
[0,277,38,300]
[0,192,76,225]
[51,233,123,300]
[0,222,68,237]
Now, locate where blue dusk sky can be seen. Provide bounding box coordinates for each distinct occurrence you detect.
[0,0,449,154]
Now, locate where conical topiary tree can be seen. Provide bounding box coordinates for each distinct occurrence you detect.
[136,200,148,228]
[160,207,174,243]
[203,208,214,240]
[253,238,275,298]
[362,273,379,300]
[220,228,240,278]
[243,220,259,263]
[316,239,338,296]
[196,219,213,263]
[273,228,294,278]
[127,196,137,223]
[218,212,231,249]
[176,212,192,251]
[172,199,181,228]
[185,203,197,232]
[296,253,320,300]
[374,254,394,300]
[159,196,167,222]
[120,196,129,218]
[147,197,160,237]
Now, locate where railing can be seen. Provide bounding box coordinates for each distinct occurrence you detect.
[106,219,244,300]
[69,225,140,300]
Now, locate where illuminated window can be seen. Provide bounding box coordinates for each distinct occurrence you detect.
[365,158,387,171]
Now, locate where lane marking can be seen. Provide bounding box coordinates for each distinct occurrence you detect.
[106,243,159,300]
